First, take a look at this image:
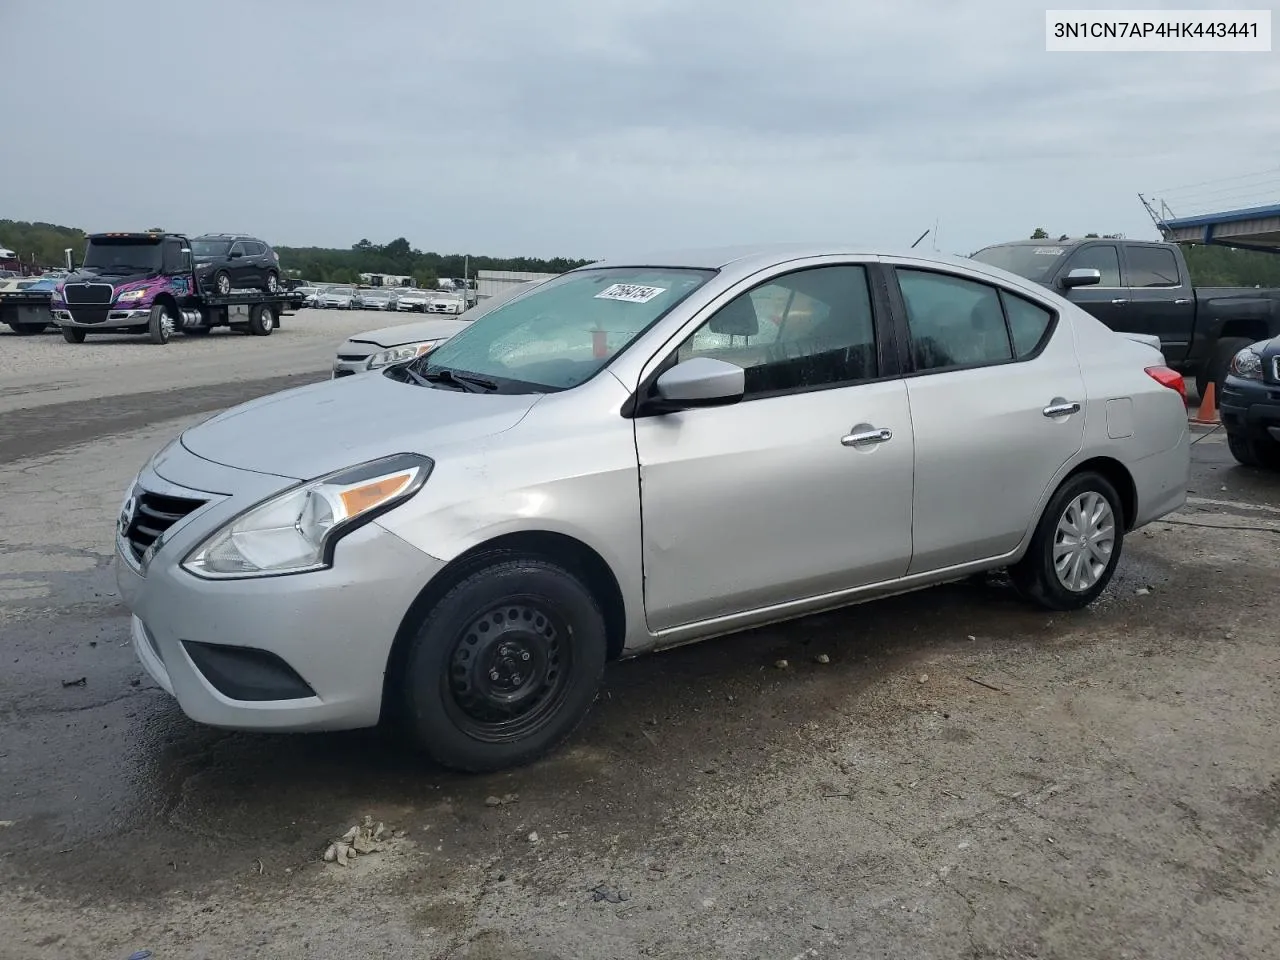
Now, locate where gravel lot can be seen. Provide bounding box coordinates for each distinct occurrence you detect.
[0,308,426,415]
[1,328,1277,960]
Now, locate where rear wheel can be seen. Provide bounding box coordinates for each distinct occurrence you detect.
[147,303,175,344]
[61,326,86,343]
[1010,471,1124,611]
[1198,336,1252,402]
[1227,431,1280,469]
[248,304,275,336]
[399,557,608,772]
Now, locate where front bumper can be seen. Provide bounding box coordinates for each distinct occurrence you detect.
[1220,374,1280,442]
[116,450,446,732]
[52,306,151,329]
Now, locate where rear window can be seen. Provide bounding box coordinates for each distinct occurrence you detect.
[969,244,1066,283]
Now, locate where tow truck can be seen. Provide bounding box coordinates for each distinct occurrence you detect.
[50,231,302,345]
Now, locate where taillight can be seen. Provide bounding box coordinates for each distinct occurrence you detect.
[1145,365,1186,402]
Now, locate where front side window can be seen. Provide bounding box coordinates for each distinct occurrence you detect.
[191,240,232,258]
[897,269,1013,371]
[675,265,878,397]
[1126,246,1180,287]
[419,267,714,392]
[1063,244,1122,287]
[162,239,186,273]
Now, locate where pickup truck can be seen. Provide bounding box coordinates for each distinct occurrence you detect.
[970,237,1280,397]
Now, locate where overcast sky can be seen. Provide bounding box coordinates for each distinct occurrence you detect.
[2,0,1277,259]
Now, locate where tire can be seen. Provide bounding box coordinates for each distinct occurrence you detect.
[1227,431,1280,469]
[1009,471,1125,611]
[400,557,608,773]
[264,270,279,294]
[1198,336,1252,402]
[147,303,175,344]
[61,326,86,343]
[7,321,47,334]
[213,270,232,296]
[182,324,212,336]
[248,304,275,336]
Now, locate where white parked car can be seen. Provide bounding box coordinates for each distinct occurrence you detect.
[333,279,552,377]
[316,286,356,309]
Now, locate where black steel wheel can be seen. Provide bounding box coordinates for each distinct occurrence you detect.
[400,557,607,772]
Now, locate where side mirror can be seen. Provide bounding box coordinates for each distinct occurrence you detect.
[652,357,745,409]
[1060,267,1101,289]
[229,250,243,259]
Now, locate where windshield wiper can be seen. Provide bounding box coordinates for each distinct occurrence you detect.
[417,366,498,393]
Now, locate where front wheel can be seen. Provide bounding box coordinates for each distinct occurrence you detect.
[1227,431,1280,469]
[8,322,47,335]
[147,303,175,344]
[400,558,608,772]
[1010,471,1124,611]
[61,326,86,343]
[264,270,279,294]
[213,270,232,296]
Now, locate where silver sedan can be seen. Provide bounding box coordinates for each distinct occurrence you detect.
[115,244,1190,772]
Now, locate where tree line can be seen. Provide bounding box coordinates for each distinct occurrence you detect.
[0,220,591,285]
[5,217,1280,289]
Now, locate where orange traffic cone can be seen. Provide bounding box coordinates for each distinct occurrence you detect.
[1190,381,1220,425]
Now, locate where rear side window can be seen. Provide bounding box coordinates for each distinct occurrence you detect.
[1064,245,1122,286]
[896,269,1013,371]
[1127,246,1180,287]
[999,291,1055,359]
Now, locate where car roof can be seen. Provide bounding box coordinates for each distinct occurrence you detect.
[581,242,1000,275]
[193,233,266,242]
[974,238,1088,250]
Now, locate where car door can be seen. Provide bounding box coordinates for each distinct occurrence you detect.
[1057,242,1127,331]
[633,262,915,633]
[889,263,1086,573]
[1121,243,1195,363]
[227,241,250,288]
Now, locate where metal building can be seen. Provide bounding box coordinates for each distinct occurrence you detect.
[475,269,558,300]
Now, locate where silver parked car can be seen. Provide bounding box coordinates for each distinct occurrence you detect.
[355,288,395,311]
[115,244,1189,772]
[316,286,356,309]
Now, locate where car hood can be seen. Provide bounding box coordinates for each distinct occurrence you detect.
[346,318,469,348]
[180,373,541,480]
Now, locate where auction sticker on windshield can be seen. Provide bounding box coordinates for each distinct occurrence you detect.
[1033,247,1064,255]
[595,283,667,303]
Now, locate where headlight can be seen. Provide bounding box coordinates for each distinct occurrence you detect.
[116,289,147,302]
[366,340,444,370]
[181,453,432,579]
[1230,347,1264,380]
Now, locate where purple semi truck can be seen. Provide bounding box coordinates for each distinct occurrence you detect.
[50,231,301,345]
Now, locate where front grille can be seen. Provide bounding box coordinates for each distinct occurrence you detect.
[69,306,110,325]
[63,282,113,305]
[124,490,206,563]
[333,368,356,378]
[337,353,369,361]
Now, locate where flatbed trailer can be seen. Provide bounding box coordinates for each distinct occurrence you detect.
[0,289,54,334]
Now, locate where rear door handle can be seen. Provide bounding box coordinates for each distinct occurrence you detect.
[1174,298,1191,305]
[1043,401,1081,418]
[1111,299,1129,305]
[842,427,893,446]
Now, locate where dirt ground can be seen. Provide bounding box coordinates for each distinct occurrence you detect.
[1,326,1277,959]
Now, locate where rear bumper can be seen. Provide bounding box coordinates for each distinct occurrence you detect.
[1220,375,1280,442]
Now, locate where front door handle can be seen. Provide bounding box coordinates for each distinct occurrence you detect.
[1043,401,1081,418]
[1174,298,1191,305]
[842,427,893,446]
[1111,299,1129,305]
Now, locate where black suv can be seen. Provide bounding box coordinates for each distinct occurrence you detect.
[190,234,281,295]
[1221,336,1280,469]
